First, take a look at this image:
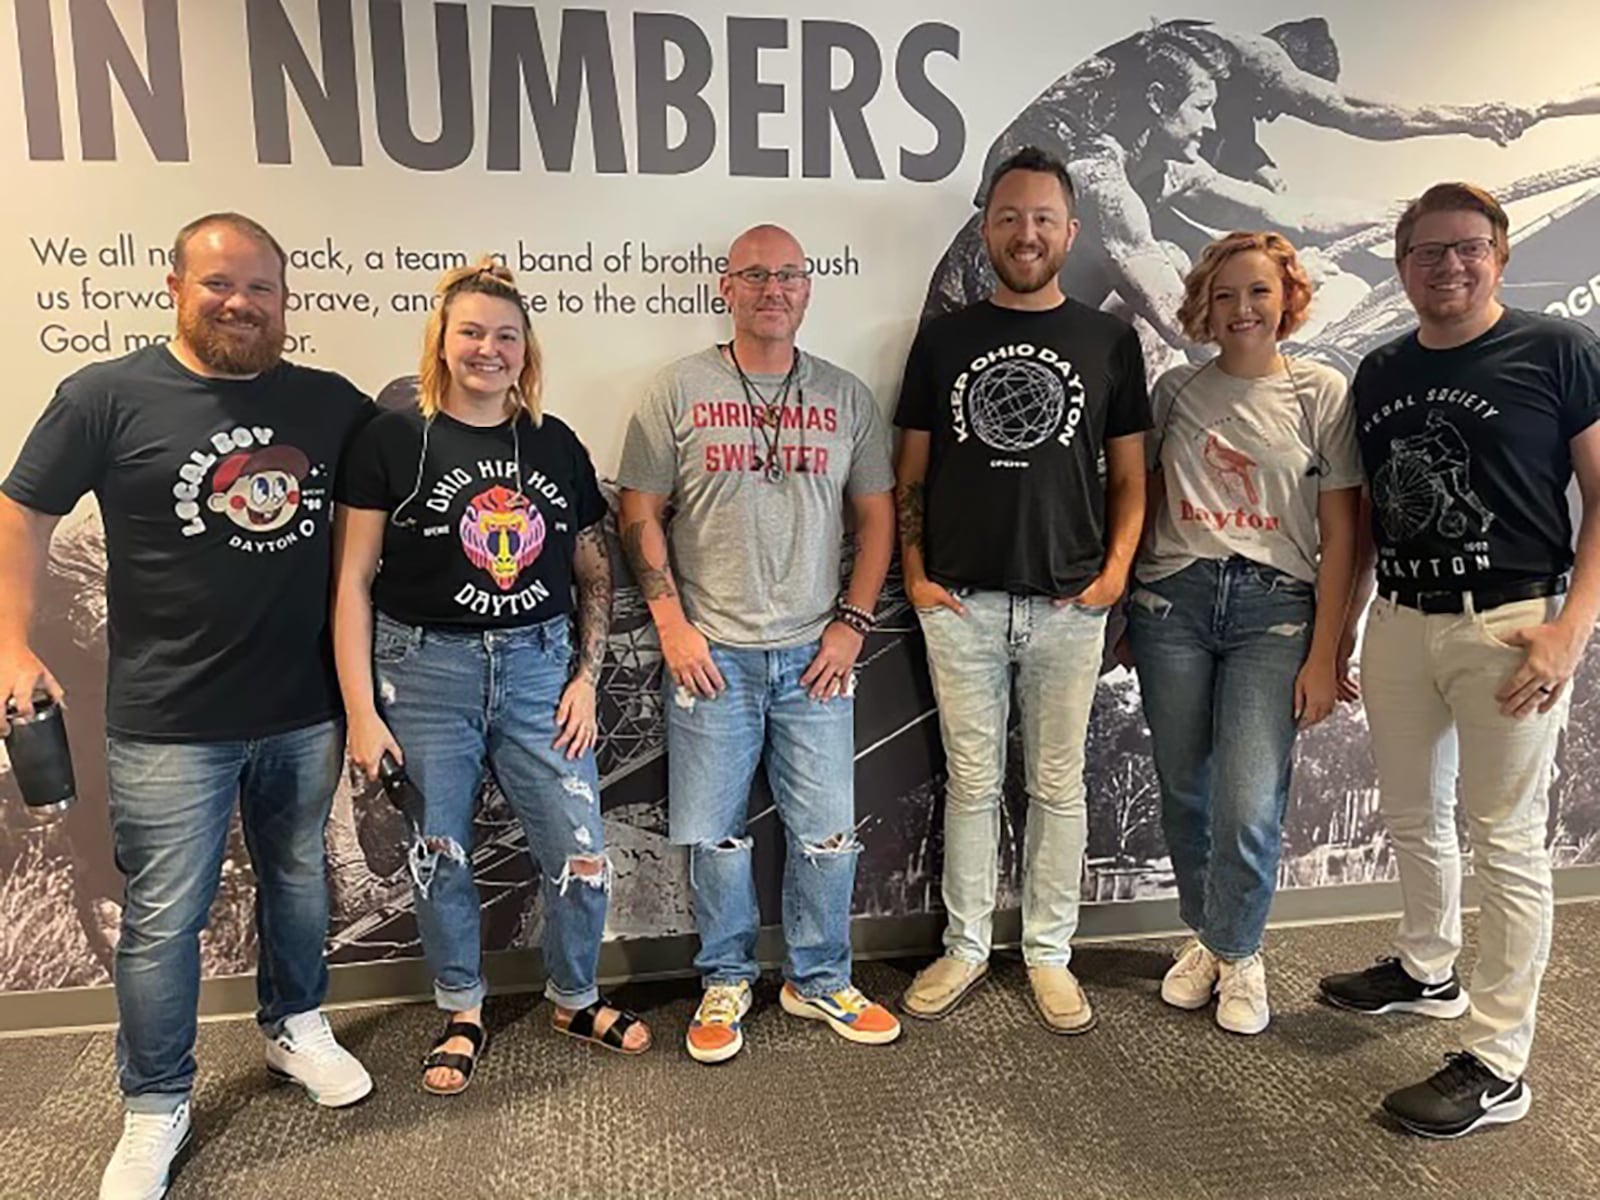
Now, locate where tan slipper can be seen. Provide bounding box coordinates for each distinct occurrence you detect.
[901,956,989,1020]
[1027,965,1096,1035]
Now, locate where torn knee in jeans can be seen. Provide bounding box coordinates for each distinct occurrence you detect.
[408,834,469,900]
[1267,622,1308,637]
[553,853,612,896]
[801,830,862,863]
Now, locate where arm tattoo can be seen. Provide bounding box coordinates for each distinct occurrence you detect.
[896,481,925,549]
[573,524,612,686]
[620,518,678,602]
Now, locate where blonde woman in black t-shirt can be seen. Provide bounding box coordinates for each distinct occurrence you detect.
[332,261,651,1093]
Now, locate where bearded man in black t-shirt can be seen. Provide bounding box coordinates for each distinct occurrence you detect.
[893,148,1151,1034]
[0,214,375,1200]
[1320,183,1600,1139]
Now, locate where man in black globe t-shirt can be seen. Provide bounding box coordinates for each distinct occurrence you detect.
[1321,184,1600,1138]
[0,214,374,1200]
[894,148,1151,1033]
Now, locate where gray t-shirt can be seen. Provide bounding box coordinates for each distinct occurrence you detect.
[617,345,894,648]
[1137,357,1361,585]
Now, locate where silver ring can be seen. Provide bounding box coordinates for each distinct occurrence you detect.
[1538,684,1555,694]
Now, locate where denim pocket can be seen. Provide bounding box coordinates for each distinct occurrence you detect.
[1471,596,1556,652]
[373,620,419,665]
[541,618,574,666]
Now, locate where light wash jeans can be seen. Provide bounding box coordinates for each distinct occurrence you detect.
[374,612,607,1013]
[917,591,1106,967]
[107,718,342,1112]
[666,640,859,998]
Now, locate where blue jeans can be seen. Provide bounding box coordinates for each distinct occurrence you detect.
[917,593,1107,967]
[374,612,606,1012]
[1127,558,1314,959]
[107,718,342,1114]
[666,640,859,997]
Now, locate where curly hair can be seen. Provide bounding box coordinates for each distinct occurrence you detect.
[417,258,543,424]
[1176,230,1313,343]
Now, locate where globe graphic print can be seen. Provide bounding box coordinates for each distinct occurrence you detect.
[967,359,1065,452]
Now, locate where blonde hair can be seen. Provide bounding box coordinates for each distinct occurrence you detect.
[1176,230,1313,344]
[417,258,542,424]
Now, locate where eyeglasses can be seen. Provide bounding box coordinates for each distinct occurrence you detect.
[1403,237,1496,267]
[727,267,812,289]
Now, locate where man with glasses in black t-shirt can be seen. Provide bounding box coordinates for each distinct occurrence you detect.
[1322,183,1600,1138]
[0,213,374,1200]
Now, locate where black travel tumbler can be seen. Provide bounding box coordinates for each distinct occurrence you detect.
[4,694,76,818]
[377,752,425,833]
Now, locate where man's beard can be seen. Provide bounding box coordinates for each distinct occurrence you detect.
[178,304,285,375]
[990,242,1067,296]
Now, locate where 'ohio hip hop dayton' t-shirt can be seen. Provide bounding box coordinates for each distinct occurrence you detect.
[336,407,606,627]
[1,345,373,741]
[895,299,1152,596]
[1354,308,1600,593]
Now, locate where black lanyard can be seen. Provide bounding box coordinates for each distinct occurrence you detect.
[727,342,801,483]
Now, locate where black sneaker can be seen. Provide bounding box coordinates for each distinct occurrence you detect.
[1382,1052,1531,1138]
[1318,956,1470,1018]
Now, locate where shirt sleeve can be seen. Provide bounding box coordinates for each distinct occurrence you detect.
[1558,324,1600,441]
[892,324,937,431]
[1105,324,1153,439]
[615,372,680,495]
[334,416,393,511]
[1146,367,1182,471]
[1313,367,1364,490]
[0,377,114,516]
[571,428,608,530]
[845,382,895,496]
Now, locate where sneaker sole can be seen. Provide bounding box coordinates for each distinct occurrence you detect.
[1216,1010,1270,1036]
[900,963,989,1021]
[685,1029,744,1064]
[266,1064,374,1108]
[1320,990,1471,1020]
[1160,982,1216,1011]
[1386,1084,1532,1139]
[779,988,902,1045]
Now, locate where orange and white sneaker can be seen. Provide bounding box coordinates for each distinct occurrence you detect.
[686,981,753,1064]
[779,981,902,1045]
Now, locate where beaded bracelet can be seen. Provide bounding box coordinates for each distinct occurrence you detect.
[834,602,875,636]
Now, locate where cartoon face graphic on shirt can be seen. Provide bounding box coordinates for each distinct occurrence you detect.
[206,444,310,533]
[460,484,545,590]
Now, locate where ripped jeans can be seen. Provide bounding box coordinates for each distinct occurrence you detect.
[666,639,859,997]
[373,612,607,1012]
[1126,557,1314,960]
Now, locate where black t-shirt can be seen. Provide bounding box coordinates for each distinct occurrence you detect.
[336,407,606,628]
[894,299,1152,595]
[1,346,372,741]
[1355,307,1600,591]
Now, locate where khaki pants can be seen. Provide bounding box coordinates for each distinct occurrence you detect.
[1361,593,1568,1080]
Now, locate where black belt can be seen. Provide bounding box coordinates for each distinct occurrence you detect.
[1379,576,1567,615]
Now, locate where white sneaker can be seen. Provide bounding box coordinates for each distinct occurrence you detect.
[265,1010,374,1107]
[99,1101,191,1200]
[1160,940,1219,1011]
[1216,953,1271,1035]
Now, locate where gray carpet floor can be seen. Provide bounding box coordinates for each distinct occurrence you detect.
[3,903,1598,1199]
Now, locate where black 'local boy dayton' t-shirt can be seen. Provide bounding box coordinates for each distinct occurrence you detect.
[1,345,373,741]
[895,299,1152,596]
[336,407,607,628]
[1354,308,1600,593]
